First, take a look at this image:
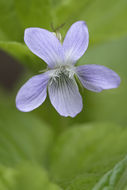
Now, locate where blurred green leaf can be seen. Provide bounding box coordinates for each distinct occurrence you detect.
[0,98,54,167]
[49,123,127,190]
[13,163,61,190]
[0,163,62,190]
[93,156,127,190]
[0,165,16,190]
[14,0,51,30]
[0,92,127,190]
[0,0,51,42]
[0,0,23,41]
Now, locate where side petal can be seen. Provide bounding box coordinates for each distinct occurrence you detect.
[24,28,64,68]
[63,21,89,64]
[48,76,83,117]
[76,64,121,92]
[16,71,50,112]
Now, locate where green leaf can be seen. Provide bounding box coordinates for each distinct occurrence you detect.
[14,0,51,30]
[0,94,61,189]
[0,92,127,189]
[0,0,23,41]
[49,123,127,190]
[0,163,62,190]
[13,163,61,190]
[0,165,16,190]
[0,0,51,42]
[0,96,54,167]
[93,156,127,190]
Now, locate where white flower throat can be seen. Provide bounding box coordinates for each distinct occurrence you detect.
[49,65,75,84]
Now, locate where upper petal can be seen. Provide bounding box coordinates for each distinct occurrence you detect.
[24,28,64,68]
[48,75,83,117]
[16,71,51,112]
[76,64,121,92]
[63,21,89,64]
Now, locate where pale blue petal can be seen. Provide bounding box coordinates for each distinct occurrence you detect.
[76,64,121,92]
[63,21,89,64]
[24,28,64,68]
[48,75,83,117]
[16,71,51,112]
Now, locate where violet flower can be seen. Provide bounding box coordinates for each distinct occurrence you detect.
[16,21,120,117]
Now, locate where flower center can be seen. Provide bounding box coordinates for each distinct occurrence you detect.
[49,65,75,84]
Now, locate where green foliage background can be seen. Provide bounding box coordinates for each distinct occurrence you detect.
[0,0,127,189]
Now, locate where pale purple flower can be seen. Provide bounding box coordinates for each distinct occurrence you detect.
[16,21,120,117]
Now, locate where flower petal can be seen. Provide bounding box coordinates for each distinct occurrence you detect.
[76,64,121,92]
[24,28,64,68]
[48,75,83,117]
[63,21,89,64]
[16,72,51,112]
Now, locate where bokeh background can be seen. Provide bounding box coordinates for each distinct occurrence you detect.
[0,0,127,189]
